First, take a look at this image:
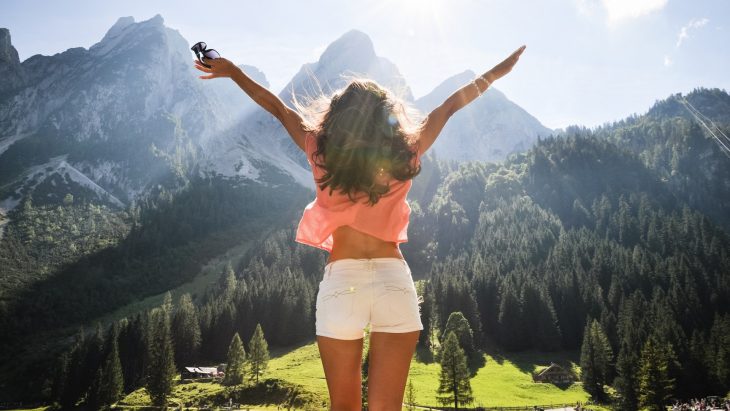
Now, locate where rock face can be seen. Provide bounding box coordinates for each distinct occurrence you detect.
[414,70,553,162]
[0,28,26,95]
[0,18,552,213]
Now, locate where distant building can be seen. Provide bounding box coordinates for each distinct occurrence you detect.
[181,366,224,380]
[532,362,576,384]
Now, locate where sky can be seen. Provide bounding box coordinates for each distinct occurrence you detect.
[1,0,729,129]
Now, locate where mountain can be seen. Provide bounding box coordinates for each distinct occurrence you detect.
[1,20,553,214]
[202,29,416,188]
[0,14,262,213]
[414,69,553,162]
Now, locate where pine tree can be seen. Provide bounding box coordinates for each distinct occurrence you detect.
[404,378,417,411]
[440,311,475,359]
[362,344,370,410]
[223,332,246,386]
[60,328,85,409]
[638,336,675,411]
[99,333,124,406]
[248,323,270,384]
[82,322,105,403]
[171,293,202,369]
[579,319,613,400]
[437,331,474,409]
[86,365,104,410]
[144,306,177,406]
[613,343,639,411]
[418,282,433,351]
[50,351,69,406]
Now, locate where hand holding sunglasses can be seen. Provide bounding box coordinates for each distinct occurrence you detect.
[191,41,220,68]
[191,41,238,80]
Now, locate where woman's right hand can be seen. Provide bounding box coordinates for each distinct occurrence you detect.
[194,57,239,80]
[487,45,526,82]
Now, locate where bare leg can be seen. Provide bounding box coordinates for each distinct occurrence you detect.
[316,335,364,410]
[367,330,420,410]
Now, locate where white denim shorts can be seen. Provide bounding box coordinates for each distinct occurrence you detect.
[315,257,424,340]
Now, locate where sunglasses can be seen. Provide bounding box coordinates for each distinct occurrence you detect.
[191,41,221,68]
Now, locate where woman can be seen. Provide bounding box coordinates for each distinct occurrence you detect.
[195,44,525,410]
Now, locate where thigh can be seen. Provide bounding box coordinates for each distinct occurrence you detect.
[367,330,420,410]
[316,335,364,410]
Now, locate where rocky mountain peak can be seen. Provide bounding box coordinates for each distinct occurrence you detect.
[0,28,21,66]
[318,29,376,65]
[0,28,25,94]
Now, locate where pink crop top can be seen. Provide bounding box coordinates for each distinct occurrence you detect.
[295,131,422,252]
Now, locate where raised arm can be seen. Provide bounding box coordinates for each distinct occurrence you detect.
[417,45,526,154]
[194,58,308,151]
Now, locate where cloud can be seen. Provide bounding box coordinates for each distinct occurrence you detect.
[663,55,672,67]
[676,18,709,47]
[576,0,668,24]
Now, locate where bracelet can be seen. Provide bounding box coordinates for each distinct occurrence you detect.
[472,74,491,97]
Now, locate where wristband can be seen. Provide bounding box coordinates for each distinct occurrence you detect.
[473,74,491,97]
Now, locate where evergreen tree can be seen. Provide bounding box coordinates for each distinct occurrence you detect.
[418,281,433,351]
[223,332,246,386]
[638,336,675,411]
[247,323,270,384]
[521,282,562,351]
[362,344,370,410]
[579,319,613,400]
[171,293,202,369]
[144,306,177,407]
[437,331,474,409]
[405,378,416,411]
[60,328,85,409]
[440,311,475,359]
[613,343,639,411]
[50,351,69,405]
[82,322,105,403]
[707,313,730,392]
[86,365,104,410]
[99,332,124,406]
[496,280,527,350]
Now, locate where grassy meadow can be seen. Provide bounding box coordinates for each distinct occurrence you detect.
[9,332,611,410]
[265,336,601,409]
[105,333,609,410]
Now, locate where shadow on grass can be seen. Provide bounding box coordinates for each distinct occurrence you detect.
[415,344,434,363]
[468,350,487,377]
[268,338,319,360]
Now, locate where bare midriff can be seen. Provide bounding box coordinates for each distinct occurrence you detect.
[327,225,404,264]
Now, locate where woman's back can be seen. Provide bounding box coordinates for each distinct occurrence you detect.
[295,130,422,258]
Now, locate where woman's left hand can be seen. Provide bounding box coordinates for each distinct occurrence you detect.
[194,57,238,79]
[487,45,526,82]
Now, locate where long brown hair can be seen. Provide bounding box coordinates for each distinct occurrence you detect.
[294,77,424,205]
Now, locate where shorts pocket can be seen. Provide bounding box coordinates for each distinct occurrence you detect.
[316,280,357,323]
[382,279,422,319]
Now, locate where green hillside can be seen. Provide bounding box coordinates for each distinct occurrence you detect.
[109,336,607,410]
